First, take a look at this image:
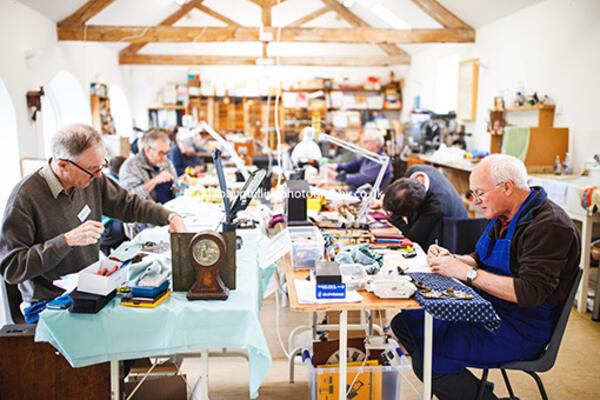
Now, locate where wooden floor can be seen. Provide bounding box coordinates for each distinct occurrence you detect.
[179,294,600,399]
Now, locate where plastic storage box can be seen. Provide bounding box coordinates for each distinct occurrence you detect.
[77,259,127,296]
[304,354,408,400]
[289,226,324,270]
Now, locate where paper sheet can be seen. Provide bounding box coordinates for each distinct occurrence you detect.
[259,229,292,269]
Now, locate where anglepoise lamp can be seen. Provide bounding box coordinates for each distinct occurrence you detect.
[313,127,390,227]
[186,121,250,180]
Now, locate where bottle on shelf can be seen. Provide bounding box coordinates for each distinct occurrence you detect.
[553,155,562,175]
[562,152,573,175]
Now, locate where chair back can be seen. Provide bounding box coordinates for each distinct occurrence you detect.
[0,279,24,325]
[439,217,488,254]
[506,267,583,373]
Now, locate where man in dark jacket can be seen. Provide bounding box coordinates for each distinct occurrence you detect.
[383,164,468,249]
[391,154,580,400]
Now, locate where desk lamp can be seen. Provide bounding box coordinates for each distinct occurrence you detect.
[186,121,250,180]
[312,127,390,227]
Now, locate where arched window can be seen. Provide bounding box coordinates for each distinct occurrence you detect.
[42,71,91,157]
[0,77,20,210]
[108,85,133,137]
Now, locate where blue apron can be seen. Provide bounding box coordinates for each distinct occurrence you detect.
[400,189,556,374]
[152,166,173,204]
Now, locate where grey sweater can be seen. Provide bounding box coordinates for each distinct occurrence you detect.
[119,151,177,201]
[0,163,171,303]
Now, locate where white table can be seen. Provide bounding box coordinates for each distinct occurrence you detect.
[284,260,434,400]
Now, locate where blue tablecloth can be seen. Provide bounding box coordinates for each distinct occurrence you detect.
[409,272,502,333]
[35,232,276,399]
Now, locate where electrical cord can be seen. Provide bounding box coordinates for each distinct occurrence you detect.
[274,0,283,188]
[273,269,291,359]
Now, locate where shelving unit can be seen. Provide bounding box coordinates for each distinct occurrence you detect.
[90,94,115,135]
[281,86,401,145]
[148,105,187,130]
[487,104,568,171]
[148,81,401,151]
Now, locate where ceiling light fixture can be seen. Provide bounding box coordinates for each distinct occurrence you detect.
[371,4,411,30]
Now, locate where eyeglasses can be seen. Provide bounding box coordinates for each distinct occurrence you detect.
[151,147,170,157]
[60,158,108,179]
[469,181,505,202]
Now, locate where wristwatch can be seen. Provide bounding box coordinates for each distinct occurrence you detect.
[466,268,478,285]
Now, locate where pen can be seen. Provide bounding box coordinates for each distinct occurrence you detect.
[97,267,108,276]
[105,265,119,277]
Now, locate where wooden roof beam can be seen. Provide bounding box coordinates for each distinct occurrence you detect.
[119,53,410,66]
[320,0,409,59]
[287,6,329,27]
[195,4,240,26]
[59,25,474,44]
[411,0,471,29]
[119,0,202,55]
[59,0,114,25]
[262,0,272,27]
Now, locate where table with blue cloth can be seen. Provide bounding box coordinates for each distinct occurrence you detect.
[408,272,501,333]
[34,230,276,399]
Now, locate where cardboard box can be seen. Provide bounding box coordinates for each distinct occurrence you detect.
[315,360,382,400]
[124,374,187,400]
[77,259,127,296]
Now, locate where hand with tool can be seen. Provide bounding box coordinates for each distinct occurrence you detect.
[144,170,174,193]
[64,220,105,247]
[428,253,471,280]
[427,244,451,260]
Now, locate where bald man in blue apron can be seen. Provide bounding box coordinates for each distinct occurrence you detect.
[391,154,580,400]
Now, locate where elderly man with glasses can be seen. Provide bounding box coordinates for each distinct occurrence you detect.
[0,124,185,320]
[390,154,581,400]
[119,129,178,204]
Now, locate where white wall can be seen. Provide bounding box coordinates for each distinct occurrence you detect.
[0,0,130,160]
[402,0,600,172]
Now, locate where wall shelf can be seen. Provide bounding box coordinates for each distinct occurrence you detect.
[488,102,568,172]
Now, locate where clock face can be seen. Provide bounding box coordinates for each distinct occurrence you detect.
[192,238,222,267]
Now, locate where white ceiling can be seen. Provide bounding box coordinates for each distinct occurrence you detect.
[16,0,544,58]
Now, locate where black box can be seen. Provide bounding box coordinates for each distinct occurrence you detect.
[69,289,116,313]
[285,180,310,226]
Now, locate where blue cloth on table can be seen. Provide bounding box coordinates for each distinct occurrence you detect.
[408,272,501,333]
[35,233,276,399]
[24,292,72,323]
[24,300,49,323]
[335,244,383,274]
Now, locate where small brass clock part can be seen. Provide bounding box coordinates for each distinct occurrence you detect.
[187,231,229,300]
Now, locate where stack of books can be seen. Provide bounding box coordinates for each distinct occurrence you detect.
[121,274,170,308]
[370,232,413,248]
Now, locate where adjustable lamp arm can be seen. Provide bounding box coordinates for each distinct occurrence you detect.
[188,121,250,180]
[318,132,389,225]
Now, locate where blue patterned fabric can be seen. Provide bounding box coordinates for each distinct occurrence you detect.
[408,272,501,333]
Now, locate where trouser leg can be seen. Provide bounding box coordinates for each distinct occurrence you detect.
[391,313,498,400]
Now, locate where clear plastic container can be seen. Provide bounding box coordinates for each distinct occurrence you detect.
[304,354,408,400]
[339,263,368,291]
[289,226,325,270]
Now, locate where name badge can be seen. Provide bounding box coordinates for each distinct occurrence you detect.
[78,204,91,222]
